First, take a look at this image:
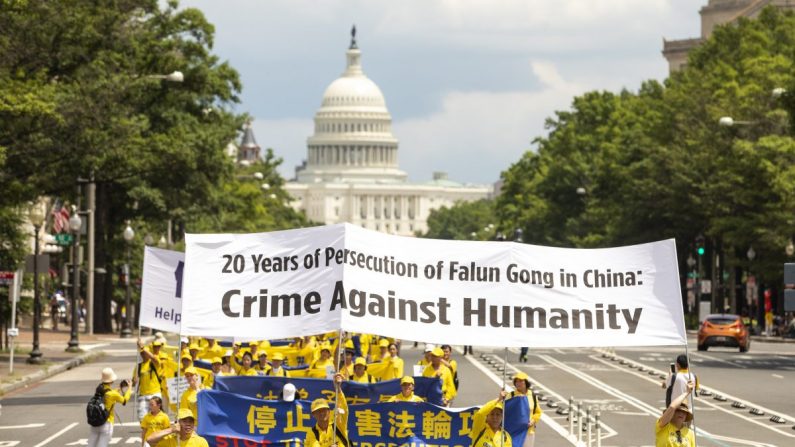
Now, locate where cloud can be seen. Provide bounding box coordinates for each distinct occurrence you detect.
[249,118,314,180]
[395,60,588,184]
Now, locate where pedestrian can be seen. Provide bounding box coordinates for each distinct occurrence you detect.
[140,396,169,447]
[305,373,348,447]
[518,347,528,363]
[508,372,542,447]
[471,390,511,447]
[463,345,473,355]
[87,367,131,447]
[49,293,60,330]
[146,408,208,447]
[655,381,696,446]
[387,376,424,402]
[661,355,699,408]
[132,338,165,420]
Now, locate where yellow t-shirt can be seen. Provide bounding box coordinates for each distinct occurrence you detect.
[180,388,203,426]
[140,411,170,442]
[655,421,695,447]
[135,354,163,395]
[102,384,132,424]
[303,392,349,447]
[388,393,424,402]
[421,364,456,402]
[470,399,512,447]
[156,433,209,447]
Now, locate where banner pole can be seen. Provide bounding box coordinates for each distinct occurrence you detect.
[502,347,507,446]
[685,343,697,447]
[333,329,345,445]
[134,326,141,423]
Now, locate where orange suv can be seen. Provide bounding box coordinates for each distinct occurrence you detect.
[697,314,750,352]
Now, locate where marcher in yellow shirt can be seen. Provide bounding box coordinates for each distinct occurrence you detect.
[146,408,209,447]
[509,372,542,447]
[388,376,425,402]
[266,352,291,377]
[180,367,204,426]
[237,352,258,376]
[655,381,696,447]
[198,338,225,361]
[371,338,389,362]
[140,396,169,447]
[349,357,375,383]
[255,352,272,375]
[305,373,348,447]
[381,342,404,381]
[133,339,165,421]
[471,392,512,447]
[311,344,335,370]
[88,367,132,447]
[421,347,456,405]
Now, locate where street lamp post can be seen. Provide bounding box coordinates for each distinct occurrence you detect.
[67,210,83,352]
[27,205,45,364]
[120,224,135,338]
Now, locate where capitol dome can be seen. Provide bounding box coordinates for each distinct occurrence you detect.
[299,30,406,184]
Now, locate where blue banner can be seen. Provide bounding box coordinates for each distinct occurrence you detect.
[197,390,528,447]
[214,376,444,406]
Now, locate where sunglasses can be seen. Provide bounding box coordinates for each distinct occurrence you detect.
[675,430,682,444]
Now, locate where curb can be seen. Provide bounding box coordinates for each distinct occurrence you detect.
[0,349,106,397]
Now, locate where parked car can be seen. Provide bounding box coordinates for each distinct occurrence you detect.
[697,314,750,352]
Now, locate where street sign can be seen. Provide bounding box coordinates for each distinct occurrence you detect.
[54,233,73,246]
[24,254,50,273]
[0,271,13,286]
[700,279,712,294]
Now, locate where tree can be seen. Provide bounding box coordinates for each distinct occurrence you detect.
[420,199,496,240]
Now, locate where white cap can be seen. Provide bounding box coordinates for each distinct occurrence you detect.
[180,336,189,344]
[424,343,435,353]
[282,383,296,402]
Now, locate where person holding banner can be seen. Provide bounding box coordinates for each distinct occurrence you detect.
[238,351,258,376]
[508,372,542,447]
[422,347,456,406]
[203,357,224,389]
[146,408,208,447]
[471,391,512,447]
[180,367,204,427]
[306,373,349,447]
[378,342,403,381]
[267,352,292,377]
[349,357,376,383]
[387,376,425,402]
[655,381,696,447]
[133,339,165,420]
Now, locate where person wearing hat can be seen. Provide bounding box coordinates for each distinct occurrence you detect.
[305,373,348,447]
[203,357,224,389]
[421,347,456,405]
[267,352,291,377]
[349,357,375,383]
[371,338,390,362]
[311,343,334,371]
[388,376,424,402]
[508,372,542,447]
[339,341,356,377]
[87,367,131,447]
[140,396,169,447]
[132,338,165,420]
[255,352,272,375]
[180,367,204,429]
[655,381,696,446]
[471,391,511,447]
[146,408,208,447]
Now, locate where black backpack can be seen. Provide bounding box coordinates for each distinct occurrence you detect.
[86,386,110,427]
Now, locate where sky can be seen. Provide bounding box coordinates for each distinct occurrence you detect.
[180,0,702,185]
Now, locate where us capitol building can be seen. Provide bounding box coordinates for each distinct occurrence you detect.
[281,32,493,236]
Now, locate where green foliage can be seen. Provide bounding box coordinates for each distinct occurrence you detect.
[497,6,795,289]
[421,199,496,240]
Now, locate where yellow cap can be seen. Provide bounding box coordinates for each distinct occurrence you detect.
[378,339,389,348]
[188,343,200,351]
[354,357,367,367]
[211,357,222,364]
[512,372,529,382]
[431,347,444,357]
[492,401,504,411]
[344,340,354,349]
[152,340,164,347]
[177,408,195,420]
[271,352,285,361]
[311,398,330,412]
[180,353,192,361]
[184,366,199,376]
[400,376,414,385]
[249,341,259,347]
[320,343,331,352]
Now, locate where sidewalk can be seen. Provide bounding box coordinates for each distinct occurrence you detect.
[0,317,127,396]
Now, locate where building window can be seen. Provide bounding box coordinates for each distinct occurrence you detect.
[335,207,339,217]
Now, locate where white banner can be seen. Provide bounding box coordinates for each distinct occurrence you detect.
[182,224,686,348]
[140,247,185,332]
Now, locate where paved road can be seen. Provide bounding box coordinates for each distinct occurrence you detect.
[1,336,793,446]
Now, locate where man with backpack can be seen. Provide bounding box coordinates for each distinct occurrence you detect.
[661,354,699,408]
[87,367,131,447]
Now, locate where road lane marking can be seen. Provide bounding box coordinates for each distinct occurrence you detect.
[589,351,795,440]
[0,424,46,429]
[772,374,784,379]
[691,352,748,368]
[33,422,77,447]
[463,352,616,446]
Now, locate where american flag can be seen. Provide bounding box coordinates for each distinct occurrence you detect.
[51,201,70,234]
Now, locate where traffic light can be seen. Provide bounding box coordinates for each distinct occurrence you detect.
[695,235,705,256]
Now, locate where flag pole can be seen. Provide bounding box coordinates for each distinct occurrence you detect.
[502,347,508,446]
